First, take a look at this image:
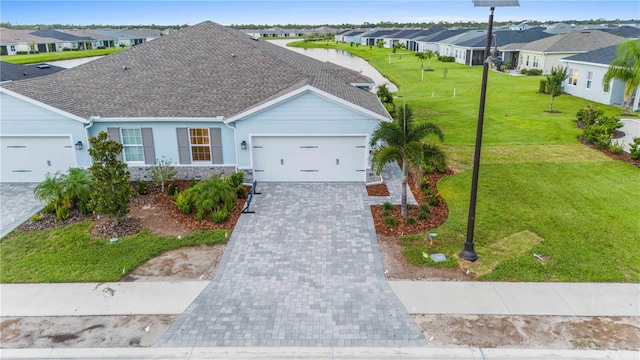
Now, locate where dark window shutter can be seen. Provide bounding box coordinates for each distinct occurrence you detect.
[176,128,191,164]
[210,127,223,164]
[141,128,155,164]
[106,127,123,161]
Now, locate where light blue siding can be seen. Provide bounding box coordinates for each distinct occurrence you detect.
[561,62,626,106]
[0,92,91,167]
[89,121,236,167]
[234,91,381,169]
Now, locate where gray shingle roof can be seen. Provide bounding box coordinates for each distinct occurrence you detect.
[561,44,620,65]
[2,21,389,120]
[1,61,65,82]
[519,30,625,53]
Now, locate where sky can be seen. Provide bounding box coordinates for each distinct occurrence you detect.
[1,0,638,27]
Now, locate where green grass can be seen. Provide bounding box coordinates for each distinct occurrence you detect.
[0,47,126,64]
[0,222,229,283]
[290,40,640,282]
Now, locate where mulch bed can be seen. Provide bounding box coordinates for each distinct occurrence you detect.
[371,170,451,237]
[575,121,640,169]
[366,183,390,196]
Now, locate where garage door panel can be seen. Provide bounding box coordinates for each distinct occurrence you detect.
[1,137,76,182]
[251,136,366,182]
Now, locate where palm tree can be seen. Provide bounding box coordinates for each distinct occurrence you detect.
[424,50,436,70]
[370,104,444,217]
[377,39,386,50]
[416,52,426,68]
[603,39,640,115]
[376,83,395,112]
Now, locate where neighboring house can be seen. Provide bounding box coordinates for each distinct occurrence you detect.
[91,29,146,46]
[437,29,486,63]
[0,21,390,183]
[604,25,640,39]
[379,29,421,49]
[358,28,401,46]
[561,45,638,112]
[517,30,626,74]
[509,22,535,31]
[0,28,61,55]
[336,29,367,44]
[404,26,446,52]
[414,28,468,53]
[29,29,96,50]
[449,28,552,66]
[0,62,65,82]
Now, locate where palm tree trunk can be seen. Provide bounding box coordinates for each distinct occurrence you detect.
[401,158,408,217]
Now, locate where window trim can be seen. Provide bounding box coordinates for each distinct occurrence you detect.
[189,128,212,163]
[120,128,145,163]
[567,68,579,86]
[586,71,593,89]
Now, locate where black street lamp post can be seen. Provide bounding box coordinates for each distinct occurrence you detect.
[461,0,520,262]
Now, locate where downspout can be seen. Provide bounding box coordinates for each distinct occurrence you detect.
[84,116,97,167]
[223,118,239,173]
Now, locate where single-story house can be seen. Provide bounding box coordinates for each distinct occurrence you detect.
[0,21,390,183]
[561,45,638,112]
[517,30,625,74]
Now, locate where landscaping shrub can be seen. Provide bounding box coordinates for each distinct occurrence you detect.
[30,213,44,222]
[407,216,417,225]
[34,167,92,217]
[385,216,397,227]
[439,55,455,62]
[167,181,178,196]
[382,201,393,211]
[418,209,429,220]
[629,137,640,160]
[149,157,176,192]
[174,191,191,214]
[55,205,69,221]
[178,175,237,221]
[609,140,624,155]
[235,185,248,198]
[136,181,149,195]
[419,203,431,214]
[576,104,604,125]
[582,115,623,149]
[538,79,548,94]
[226,172,245,188]
[211,208,229,223]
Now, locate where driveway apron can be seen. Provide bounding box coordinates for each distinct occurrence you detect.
[157,183,426,347]
[0,183,42,238]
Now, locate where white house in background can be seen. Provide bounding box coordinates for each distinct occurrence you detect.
[517,30,625,74]
[561,45,638,112]
[1,21,390,183]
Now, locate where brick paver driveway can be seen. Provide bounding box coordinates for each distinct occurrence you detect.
[157,183,426,347]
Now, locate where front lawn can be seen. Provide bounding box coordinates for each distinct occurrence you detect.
[289,40,640,282]
[0,222,228,283]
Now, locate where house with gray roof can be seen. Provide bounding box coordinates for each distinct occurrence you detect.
[0,21,390,183]
[560,44,638,112]
[414,28,469,53]
[517,30,626,74]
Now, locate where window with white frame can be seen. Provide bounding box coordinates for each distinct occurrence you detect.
[526,55,530,66]
[586,71,593,89]
[532,56,539,68]
[121,129,144,162]
[567,69,579,86]
[189,128,211,162]
[10,45,15,52]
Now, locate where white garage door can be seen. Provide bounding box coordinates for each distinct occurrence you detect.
[251,136,367,182]
[0,136,77,182]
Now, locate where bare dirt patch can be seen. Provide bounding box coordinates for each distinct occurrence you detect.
[415,314,640,350]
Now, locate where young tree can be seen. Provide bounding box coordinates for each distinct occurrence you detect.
[370,104,444,217]
[88,131,135,226]
[377,39,385,50]
[603,39,640,115]
[424,50,436,70]
[376,83,395,111]
[546,65,568,113]
[416,52,426,68]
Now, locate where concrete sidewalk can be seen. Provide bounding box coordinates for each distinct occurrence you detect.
[390,281,640,317]
[0,281,208,316]
[1,346,638,359]
[1,280,638,317]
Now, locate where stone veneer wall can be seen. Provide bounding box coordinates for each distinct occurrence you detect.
[130,166,378,184]
[128,166,236,181]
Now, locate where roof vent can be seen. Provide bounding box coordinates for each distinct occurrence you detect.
[37,64,50,69]
[122,65,128,70]
[231,53,236,58]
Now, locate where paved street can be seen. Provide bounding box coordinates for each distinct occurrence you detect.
[156,183,426,347]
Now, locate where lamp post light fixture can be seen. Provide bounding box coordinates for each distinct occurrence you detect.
[461,0,519,262]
